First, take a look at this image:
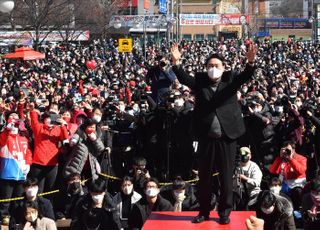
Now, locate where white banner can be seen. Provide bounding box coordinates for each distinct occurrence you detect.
[0,30,90,45]
[180,14,221,26]
[179,14,250,26]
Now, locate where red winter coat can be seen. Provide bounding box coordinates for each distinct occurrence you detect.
[269,152,307,181]
[30,111,68,166]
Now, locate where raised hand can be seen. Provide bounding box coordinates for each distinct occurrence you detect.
[170,43,182,65]
[246,44,257,63]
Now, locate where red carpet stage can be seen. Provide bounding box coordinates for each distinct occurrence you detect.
[143,211,256,230]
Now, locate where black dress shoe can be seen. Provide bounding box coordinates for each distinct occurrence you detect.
[191,215,209,223]
[219,216,230,225]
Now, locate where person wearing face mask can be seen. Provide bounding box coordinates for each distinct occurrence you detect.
[128,178,173,229]
[54,173,87,220]
[269,141,307,211]
[63,119,106,181]
[269,177,292,202]
[254,190,296,230]
[146,56,177,105]
[302,177,320,229]
[160,176,199,212]
[28,104,69,194]
[0,112,32,225]
[235,147,263,211]
[243,99,277,165]
[113,176,142,230]
[170,43,256,224]
[18,201,57,230]
[70,178,120,230]
[10,178,55,228]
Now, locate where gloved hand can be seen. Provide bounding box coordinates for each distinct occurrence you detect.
[86,128,97,141]
[6,119,16,130]
[70,134,80,147]
[23,165,30,176]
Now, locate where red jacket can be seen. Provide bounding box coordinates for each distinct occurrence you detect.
[269,152,307,180]
[0,129,33,180]
[30,111,68,166]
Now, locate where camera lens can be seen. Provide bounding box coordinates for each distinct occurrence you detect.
[285,149,291,155]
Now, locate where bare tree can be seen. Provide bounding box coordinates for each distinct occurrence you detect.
[10,0,75,50]
[79,0,127,38]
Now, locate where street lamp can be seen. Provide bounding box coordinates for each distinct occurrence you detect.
[0,0,15,13]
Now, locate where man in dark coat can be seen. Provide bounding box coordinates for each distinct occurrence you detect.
[128,178,173,229]
[170,43,256,224]
[146,56,176,105]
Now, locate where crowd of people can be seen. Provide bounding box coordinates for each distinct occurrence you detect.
[1,37,320,229]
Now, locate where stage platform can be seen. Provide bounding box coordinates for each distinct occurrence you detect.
[143,211,256,230]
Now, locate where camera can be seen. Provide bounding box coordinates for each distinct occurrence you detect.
[284,149,291,156]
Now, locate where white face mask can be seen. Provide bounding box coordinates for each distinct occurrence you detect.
[207,67,223,81]
[254,107,261,113]
[261,205,275,214]
[174,99,184,107]
[145,188,159,198]
[25,212,38,223]
[133,105,140,113]
[25,187,38,198]
[91,194,104,204]
[119,105,125,112]
[275,106,283,113]
[270,187,281,194]
[10,127,19,135]
[122,185,133,195]
[92,115,102,123]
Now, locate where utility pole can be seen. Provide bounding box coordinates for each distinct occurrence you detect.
[176,0,180,41]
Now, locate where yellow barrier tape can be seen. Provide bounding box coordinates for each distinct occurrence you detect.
[99,172,121,181]
[0,190,60,203]
[159,172,219,186]
[0,172,220,203]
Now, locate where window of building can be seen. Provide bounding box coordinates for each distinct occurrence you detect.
[195,34,204,41]
[207,34,216,41]
[182,34,192,41]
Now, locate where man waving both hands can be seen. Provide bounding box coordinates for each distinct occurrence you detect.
[170,43,257,224]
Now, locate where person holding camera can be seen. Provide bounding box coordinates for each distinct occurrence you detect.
[146,55,176,105]
[28,103,69,194]
[0,112,32,225]
[127,157,151,196]
[235,147,263,210]
[269,141,307,211]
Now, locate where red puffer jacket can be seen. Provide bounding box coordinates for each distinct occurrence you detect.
[30,110,68,166]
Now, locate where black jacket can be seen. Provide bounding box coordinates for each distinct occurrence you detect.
[54,185,87,219]
[160,183,199,211]
[172,64,255,139]
[128,194,173,230]
[255,194,296,230]
[10,196,55,227]
[70,193,120,230]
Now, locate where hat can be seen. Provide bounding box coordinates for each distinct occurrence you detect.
[240,147,251,156]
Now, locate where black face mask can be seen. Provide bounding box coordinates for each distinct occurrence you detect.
[67,182,81,194]
[240,155,250,163]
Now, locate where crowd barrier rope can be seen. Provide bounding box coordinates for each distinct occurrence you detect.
[0,172,219,203]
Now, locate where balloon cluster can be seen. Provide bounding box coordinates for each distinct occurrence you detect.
[86,60,97,70]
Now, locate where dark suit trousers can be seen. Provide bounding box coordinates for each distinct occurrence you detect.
[197,136,236,218]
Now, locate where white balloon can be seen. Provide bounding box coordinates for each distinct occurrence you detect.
[0,0,15,13]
